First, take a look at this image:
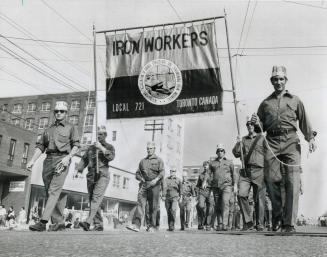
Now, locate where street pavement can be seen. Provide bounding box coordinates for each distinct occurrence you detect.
[0,226,327,257]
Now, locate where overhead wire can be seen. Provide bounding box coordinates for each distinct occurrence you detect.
[0,12,94,85]
[0,42,79,91]
[166,0,183,22]
[0,34,89,91]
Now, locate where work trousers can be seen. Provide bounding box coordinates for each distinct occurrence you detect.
[86,167,110,226]
[212,186,232,226]
[197,193,212,228]
[265,133,301,227]
[42,155,69,224]
[179,196,192,229]
[238,167,266,227]
[132,184,160,229]
[165,198,178,230]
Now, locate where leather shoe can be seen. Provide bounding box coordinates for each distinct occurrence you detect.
[222,225,228,231]
[282,225,296,233]
[48,223,65,232]
[79,221,90,231]
[29,222,46,232]
[242,221,254,231]
[272,221,282,231]
[92,226,103,231]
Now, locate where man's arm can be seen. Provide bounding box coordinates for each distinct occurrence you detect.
[96,142,115,162]
[26,132,46,170]
[232,137,242,158]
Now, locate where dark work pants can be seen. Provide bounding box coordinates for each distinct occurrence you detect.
[265,133,301,227]
[197,194,212,228]
[42,155,69,224]
[86,167,110,226]
[238,167,266,227]
[212,186,232,226]
[132,184,160,229]
[179,197,192,229]
[165,198,178,229]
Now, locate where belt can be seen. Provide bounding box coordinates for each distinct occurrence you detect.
[267,128,296,136]
[46,151,68,156]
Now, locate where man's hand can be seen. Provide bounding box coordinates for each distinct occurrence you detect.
[55,156,71,174]
[161,196,166,201]
[60,155,71,167]
[148,178,159,187]
[94,142,105,152]
[73,169,82,179]
[26,160,34,171]
[250,113,258,125]
[233,185,238,194]
[178,197,183,204]
[236,135,241,142]
[309,139,317,153]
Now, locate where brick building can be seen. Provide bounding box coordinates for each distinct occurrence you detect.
[0,92,139,223]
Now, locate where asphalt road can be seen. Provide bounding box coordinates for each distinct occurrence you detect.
[0,226,327,257]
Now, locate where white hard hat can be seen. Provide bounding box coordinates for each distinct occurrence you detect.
[54,101,68,111]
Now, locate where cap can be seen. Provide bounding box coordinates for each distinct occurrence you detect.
[54,101,68,111]
[147,141,156,148]
[271,66,287,79]
[246,116,254,126]
[98,125,107,134]
[170,166,177,172]
[216,143,225,150]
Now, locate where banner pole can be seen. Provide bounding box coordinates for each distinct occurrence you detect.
[224,11,245,169]
[93,24,99,174]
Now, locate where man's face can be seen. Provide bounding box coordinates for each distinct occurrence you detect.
[170,170,176,178]
[246,123,254,133]
[271,75,287,93]
[54,109,67,121]
[147,146,155,156]
[216,149,225,158]
[203,164,209,170]
[98,132,106,142]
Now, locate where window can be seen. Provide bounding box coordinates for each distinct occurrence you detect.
[38,117,49,129]
[12,104,22,114]
[40,102,51,112]
[71,100,80,111]
[191,168,200,175]
[22,143,29,164]
[112,131,117,141]
[25,118,34,130]
[85,114,94,127]
[1,104,8,112]
[69,115,79,125]
[8,139,16,161]
[11,118,20,126]
[123,177,129,189]
[81,133,92,145]
[113,174,121,188]
[0,135,2,146]
[27,103,36,112]
[86,98,95,109]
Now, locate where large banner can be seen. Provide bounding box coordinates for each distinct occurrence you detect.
[106,22,223,119]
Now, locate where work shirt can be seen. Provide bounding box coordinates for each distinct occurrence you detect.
[257,90,314,141]
[135,154,164,182]
[181,180,195,198]
[162,176,182,200]
[210,157,234,189]
[77,142,115,172]
[232,133,265,168]
[36,121,80,153]
[196,171,211,197]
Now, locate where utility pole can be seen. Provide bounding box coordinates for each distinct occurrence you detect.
[144,119,164,141]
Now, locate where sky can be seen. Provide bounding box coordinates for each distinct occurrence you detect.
[0,0,326,217]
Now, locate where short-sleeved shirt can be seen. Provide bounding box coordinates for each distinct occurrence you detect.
[257,90,314,141]
[232,133,265,168]
[163,176,182,200]
[135,154,164,182]
[181,181,195,198]
[36,121,80,153]
[210,157,234,189]
[77,142,115,172]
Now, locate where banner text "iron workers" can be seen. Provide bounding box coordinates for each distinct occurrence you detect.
[112,31,208,56]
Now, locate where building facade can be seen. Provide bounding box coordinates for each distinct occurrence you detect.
[0,92,185,227]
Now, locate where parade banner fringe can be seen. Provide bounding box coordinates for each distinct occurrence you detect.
[106,22,223,119]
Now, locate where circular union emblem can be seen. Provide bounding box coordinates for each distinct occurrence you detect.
[138,59,183,105]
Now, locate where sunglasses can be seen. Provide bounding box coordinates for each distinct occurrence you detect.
[217,149,224,152]
[54,110,66,114]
